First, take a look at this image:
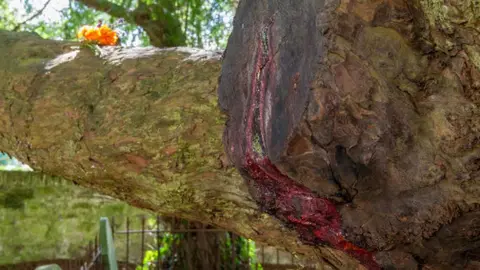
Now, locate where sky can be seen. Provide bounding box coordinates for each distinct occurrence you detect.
[8,0,69,24]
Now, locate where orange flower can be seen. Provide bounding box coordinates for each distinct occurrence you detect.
[77,24,118,46]
[97,24,118,46]
[77,26,88,39]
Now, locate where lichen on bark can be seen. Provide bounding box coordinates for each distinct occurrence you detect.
[0,30,362,269]
[220,0,480,269]
[1,0,480,268]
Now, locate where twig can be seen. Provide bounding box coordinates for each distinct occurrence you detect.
[13,0,53,31]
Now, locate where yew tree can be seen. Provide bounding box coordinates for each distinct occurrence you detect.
[1,0,480,269]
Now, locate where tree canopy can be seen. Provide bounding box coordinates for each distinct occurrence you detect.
[0,0,236,48]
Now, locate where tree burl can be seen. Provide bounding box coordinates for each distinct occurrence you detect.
[219,0,480,269]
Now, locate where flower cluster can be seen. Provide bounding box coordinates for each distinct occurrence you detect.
[77,24,118,46]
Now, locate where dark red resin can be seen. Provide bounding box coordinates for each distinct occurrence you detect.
[242,156,380,270]
[238,24,380,270]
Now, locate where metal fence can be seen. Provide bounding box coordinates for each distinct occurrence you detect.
[104,215,316,270]
[0,215,317,270]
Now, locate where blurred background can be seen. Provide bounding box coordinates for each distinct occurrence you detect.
[0,154,317,269]
[0,0,236,49]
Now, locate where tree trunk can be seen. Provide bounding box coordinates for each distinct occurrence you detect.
[219,0,480,269]
[0,30,357,269]
[1,0,480,268]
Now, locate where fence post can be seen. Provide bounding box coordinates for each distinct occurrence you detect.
[100,217,118,270]
[34,264,62,270]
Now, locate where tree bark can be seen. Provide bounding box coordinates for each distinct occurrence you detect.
[1,0,480,268]
[219,0,480,269]
[0,30,358,269]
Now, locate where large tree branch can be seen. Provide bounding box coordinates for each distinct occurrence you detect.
[219,0,480,269]
[2,0,480,268]
[76,0,132,20]
[0,30,361,269]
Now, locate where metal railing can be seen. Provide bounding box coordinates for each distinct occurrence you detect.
[1,215,317,270]
[100,215,316,270]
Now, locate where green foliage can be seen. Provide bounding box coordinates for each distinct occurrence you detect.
[61,0,104,41]
[136,232,180,270]
[137,219,263,270]
[223,233,263,270]
[0,0,235,49]
[59,0,147,46]
[135,216,180,269]
[0,0,17,29]
[0,187,34,209]
[0,176,149,264]
[172,0,235,48]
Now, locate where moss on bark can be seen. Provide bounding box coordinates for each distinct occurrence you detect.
[0,30,354,269]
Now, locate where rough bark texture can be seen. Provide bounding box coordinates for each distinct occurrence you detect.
[219,0,480,269]
[2,0,480,268]
[0,31,360,269]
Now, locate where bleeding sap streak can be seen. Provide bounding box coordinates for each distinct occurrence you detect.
[240,24,380,270]
[243,156,379,269]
